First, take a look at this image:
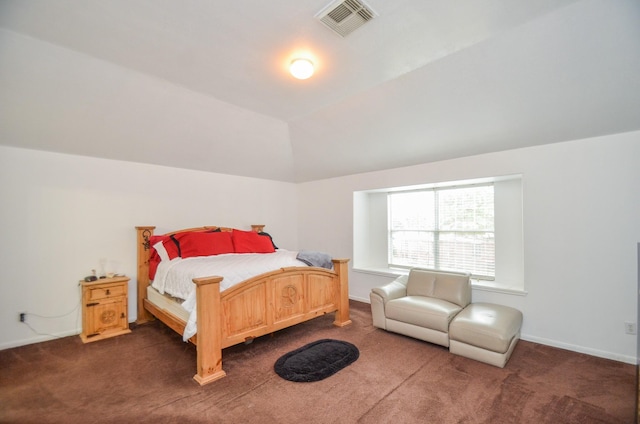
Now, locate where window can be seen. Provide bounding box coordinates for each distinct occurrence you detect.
[388,184,495,279]
[353,175,524,293]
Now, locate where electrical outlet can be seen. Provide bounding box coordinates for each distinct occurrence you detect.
[19,312,26,323]
[624,322,636,335]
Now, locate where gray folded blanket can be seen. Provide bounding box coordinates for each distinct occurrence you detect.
[296,250,333,270]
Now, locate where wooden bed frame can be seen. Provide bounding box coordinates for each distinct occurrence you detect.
[135,225,351,385]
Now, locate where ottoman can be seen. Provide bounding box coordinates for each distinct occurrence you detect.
[449,302,523,368]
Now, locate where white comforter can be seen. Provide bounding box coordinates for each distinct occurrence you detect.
[151,250,308,341]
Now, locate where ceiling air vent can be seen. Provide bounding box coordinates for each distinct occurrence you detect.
[315,0,377,38]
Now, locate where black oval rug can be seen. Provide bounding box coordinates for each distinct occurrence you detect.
[274,339,359,382]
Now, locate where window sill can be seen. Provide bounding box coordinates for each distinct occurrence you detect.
[353,267,527,296]
[353,266,408,278]
[470,280,528,296]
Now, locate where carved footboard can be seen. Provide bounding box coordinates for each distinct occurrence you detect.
[135,226,351,385]
[193,261,350,384]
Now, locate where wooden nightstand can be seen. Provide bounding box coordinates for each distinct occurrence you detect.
[80,276,131,343]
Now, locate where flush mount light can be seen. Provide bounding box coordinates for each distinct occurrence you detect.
[290,58,314,80]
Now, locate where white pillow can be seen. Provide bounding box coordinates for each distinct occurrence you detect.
[153,241,170,262]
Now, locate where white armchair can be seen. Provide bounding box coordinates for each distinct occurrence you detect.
[370,268,471,347]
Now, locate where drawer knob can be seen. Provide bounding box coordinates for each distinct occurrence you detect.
[105,289,110,295]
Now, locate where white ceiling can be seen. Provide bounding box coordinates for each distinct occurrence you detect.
[1,0,639,182]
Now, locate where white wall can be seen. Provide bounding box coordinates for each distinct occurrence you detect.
[0,146,297,349]
[3,131,639,365]
[297,131,640,363]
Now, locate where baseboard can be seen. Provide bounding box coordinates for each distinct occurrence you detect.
[5,304,637,366]
[519,334,636,365]
[349,295,370,303]
[0,329,80,351]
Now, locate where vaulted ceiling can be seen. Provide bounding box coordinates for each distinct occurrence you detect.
[1,0,639,182]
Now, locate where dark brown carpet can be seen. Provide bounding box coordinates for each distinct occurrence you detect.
[0,301,635,423]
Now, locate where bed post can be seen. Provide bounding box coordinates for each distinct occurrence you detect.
[192,276,227,385]
[250,224,265,233]
[332,258,352,327]
[135,226,155,324]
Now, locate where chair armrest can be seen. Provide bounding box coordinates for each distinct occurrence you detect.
[371,275,408,304]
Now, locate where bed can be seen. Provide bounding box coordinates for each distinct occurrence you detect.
[135,225,351,385]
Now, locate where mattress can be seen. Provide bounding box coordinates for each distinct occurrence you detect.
[151,250,307,301]
[146,285,189,322]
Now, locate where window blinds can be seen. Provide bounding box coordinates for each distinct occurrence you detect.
[388,184,495,279]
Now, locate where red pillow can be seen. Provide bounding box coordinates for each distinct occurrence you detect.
[178,231,234,258]
[148,255,161,280]
[232,229,276,253]
[150,235,180,260]
[148,235,180,280]
[148,236,163,264]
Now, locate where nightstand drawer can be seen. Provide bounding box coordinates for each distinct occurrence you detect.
[88,284,126,300]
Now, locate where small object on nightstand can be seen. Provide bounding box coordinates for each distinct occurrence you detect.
[84,269,98,282]
[80,276,131,343]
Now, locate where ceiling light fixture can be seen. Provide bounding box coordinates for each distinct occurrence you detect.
[290,58,314,80]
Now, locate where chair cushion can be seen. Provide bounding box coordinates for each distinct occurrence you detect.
[406,269,471,308]
[449,303,523,354]
[385,296,463,333]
